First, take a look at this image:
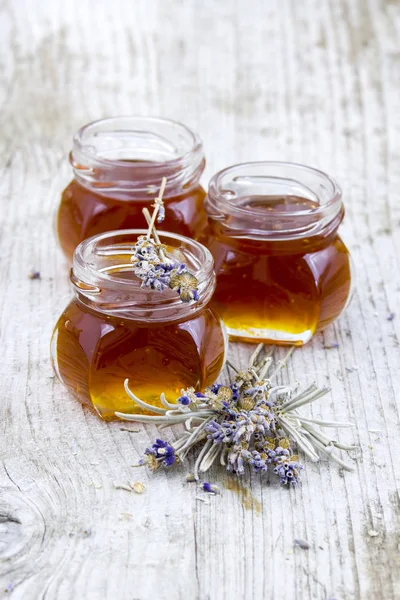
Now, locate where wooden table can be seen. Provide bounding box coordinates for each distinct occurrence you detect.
[1,1,399,598]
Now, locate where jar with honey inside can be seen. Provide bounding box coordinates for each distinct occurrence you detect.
[51,230,227,420]
[201,162,353,345]
[57,117,207,260]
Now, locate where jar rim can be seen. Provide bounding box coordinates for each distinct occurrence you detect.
[73,115,203,169]
[209,161,341,214]
[206,161,343,240]
[71,116,205,195]
[71,229,216,321]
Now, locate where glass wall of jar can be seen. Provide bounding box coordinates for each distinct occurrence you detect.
[51,230,226,420]
[57,117,207,260]
[201,162,353,345]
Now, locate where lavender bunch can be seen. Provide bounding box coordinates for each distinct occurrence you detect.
[116,346,357,487]
[130,177,199,303]
[130,237,199,302]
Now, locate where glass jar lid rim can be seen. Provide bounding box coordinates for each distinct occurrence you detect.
[208,160,342,218]
[73,228,214,289]
[73,115,203,169]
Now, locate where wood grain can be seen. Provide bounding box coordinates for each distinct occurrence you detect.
[0,0,399,598]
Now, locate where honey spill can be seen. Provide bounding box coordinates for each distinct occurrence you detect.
[224,478,262,513]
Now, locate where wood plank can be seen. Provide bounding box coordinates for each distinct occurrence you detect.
[0,0,399,598]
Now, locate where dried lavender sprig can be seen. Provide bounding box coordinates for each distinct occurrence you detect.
[146,176,167,235]
[268,346,295,379]
[249,343,264,367]
[117,348,357,485]
[130,236,199,302]
[295,415,353,428]
[118,380,214,424]
[143,208,167,261]
[130,178,199,303]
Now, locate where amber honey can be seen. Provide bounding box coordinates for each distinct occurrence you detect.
[51,231,226,420]
[52,299,225,420]
[57,178,207,261]
[56,117,207,260]
[203,163,352,345]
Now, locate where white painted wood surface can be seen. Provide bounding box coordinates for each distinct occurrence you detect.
[0,0,399,598]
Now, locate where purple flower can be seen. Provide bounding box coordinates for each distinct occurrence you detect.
[145,439,176,468]
[176,263,187,274]
[178,395,191,406]
[227,447,252,475]
[202,482,219,494]
[248,450,268,473]
[205,420,234,444]
[230,383,240,401]
[140,264,172,291]
[131,237,199,303]
[28,271,41,280]
[266,447,303,485]
[210,384,221,394]
[273,461,303,485]
[231,416,254,444]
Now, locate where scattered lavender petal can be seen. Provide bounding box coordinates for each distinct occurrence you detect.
[202,482,220,494]
[28,271,41,280]
[294,538,310,550]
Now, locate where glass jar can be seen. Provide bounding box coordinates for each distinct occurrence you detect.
[51,230,226,420]
[201,162,353,345]
[57,117,207,260]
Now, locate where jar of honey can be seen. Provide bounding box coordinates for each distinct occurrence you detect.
[57,117,207,260]
[201,162,352,345]
[51,230,226,420]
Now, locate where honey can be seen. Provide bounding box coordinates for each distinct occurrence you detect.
[51,231,226,420]
[58,179,206,261]
[56,117,207,260]
[52,298,224,420]
[202,163,352,345]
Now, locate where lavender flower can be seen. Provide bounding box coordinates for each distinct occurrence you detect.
[131,237,199,303]
[144,438,177,469]
[202,482,220,494]
[178,394,191,406]
[265,446,303,485]
[130,178,199,302]
[227,446,253,475]
[205,420,234,444]
[248,450,269,473]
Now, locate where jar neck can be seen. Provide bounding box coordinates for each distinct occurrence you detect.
[70,117,205,199]
[205,161,344,242]
[70,230,215,323]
